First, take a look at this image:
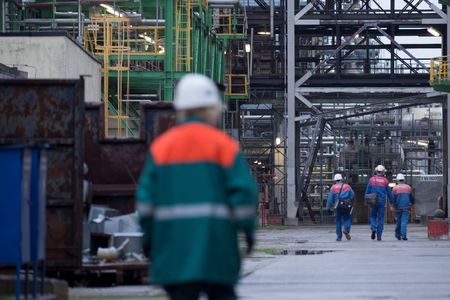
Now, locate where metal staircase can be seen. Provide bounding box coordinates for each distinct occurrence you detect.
[297,116,326,223]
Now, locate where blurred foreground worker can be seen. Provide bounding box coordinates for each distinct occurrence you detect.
[364,165,394,241]
[326,174,355,241]
[136,74,258,300]
[393,173,414,241]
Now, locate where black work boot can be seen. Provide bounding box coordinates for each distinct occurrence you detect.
[371,230,376,240]
[402,237,408,241]
[343,230,351,240]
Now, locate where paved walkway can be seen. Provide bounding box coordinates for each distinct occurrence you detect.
[70,225,450,300]
[240,224,450,300]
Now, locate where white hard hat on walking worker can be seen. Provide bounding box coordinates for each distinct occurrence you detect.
[174,74,222,110]
[334,174,343,181]
[396,173,405,181]
[375,165,386,173]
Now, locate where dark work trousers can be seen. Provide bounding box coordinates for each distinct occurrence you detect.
[164,282,237,300]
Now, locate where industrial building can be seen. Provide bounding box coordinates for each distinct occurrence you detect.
[1,0,450,299]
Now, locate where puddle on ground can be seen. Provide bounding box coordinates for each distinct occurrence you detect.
[279,249,335,255]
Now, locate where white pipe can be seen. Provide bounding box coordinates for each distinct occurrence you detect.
[270,0,274,38]
[1,0,6,32]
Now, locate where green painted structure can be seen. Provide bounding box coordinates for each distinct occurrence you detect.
[1,0,247,136]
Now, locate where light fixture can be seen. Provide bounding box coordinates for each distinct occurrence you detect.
[427,27,441,37]
[245,43,251,53]
[275,137,282,145]
[100,4,124,17]
[258,162,262,165]
[355,33,360,39]
[257,31,271,36]
[254,160,258,164]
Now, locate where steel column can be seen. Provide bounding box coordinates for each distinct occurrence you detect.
[286,0,297,223]
[447,6,450,217]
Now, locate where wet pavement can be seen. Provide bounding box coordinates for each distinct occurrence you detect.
[70,224,450,300]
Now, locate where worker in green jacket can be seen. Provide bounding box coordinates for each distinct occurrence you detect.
[136,74,258,300]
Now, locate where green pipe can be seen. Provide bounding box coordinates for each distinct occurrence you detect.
[164,0,174,101]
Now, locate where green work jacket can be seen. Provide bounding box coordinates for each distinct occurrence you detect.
[136,118,258,286]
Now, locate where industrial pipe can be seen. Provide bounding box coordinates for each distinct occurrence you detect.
[208,0,239,8]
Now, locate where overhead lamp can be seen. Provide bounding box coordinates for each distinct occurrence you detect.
[257,31,271,36]
[275,137,282,145]
[427,27,441,37]
[258,162,262,165]
[245,43,251,53]
[254,160,258,164]
[100,4,124,17]
[355,33,360,39]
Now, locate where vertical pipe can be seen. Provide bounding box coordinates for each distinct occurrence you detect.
[77,0,82,43]
[250,27,254,77]
[164,0,174,101]
[270,0,274,38]
[336,25,341,78]
[390,24,395,77]
[286,0,297,223]
[1,0,4,32]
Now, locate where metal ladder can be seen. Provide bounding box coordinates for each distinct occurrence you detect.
[297,116,326,223]
[175,0,191,72]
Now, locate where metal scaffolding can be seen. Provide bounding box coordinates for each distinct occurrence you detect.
[286,0,447,223]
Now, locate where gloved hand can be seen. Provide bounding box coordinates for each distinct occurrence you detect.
[245,231,254,255]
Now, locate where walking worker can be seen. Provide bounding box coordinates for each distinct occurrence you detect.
[364,165,395,241]
[326,174,355,241]
[392,173,414,241]
[136,74,258,300]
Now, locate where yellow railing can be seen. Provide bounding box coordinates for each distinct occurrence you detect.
[213,11,246,36]
[225,74,248,97]
[84,17,132,138]
[127,26,165,57]
[85,23,165,58]
[430,56,450,83]
[175,0,192,71]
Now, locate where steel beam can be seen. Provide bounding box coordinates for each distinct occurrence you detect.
[295,24,368,89]
[296,87,434,94]
[374,25,428,70]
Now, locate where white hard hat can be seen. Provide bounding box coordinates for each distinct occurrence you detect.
[375,165,386,173]
[174,74,221,110]
[396,173,405,181]
[334,173,343,181]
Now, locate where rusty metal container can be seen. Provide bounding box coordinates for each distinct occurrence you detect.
[0,79,85,269]
[84,103,175,213]
[0,81,175,271]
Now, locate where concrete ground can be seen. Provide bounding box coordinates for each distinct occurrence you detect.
[69,224,450,300]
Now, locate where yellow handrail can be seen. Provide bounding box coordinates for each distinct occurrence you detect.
[225,74,248,97]
[430,56,450,83]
